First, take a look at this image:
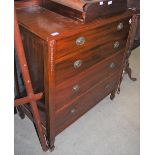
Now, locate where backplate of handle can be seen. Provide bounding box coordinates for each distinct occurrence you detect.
[72,84,80,93]
[76,36,85,45]
[114,41,120,49]
[74,60,82,68]
[117,22,124,31]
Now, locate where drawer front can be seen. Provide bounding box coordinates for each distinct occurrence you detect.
[55,51,124,111]
[55,17,130,59]
[55,74,120,135]
[55,39,126,84]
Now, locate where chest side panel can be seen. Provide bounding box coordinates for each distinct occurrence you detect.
[20,27,47,93]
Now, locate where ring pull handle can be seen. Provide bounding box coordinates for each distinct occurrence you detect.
[74,60,82,69]
[76,37,85,45]
[113,41,120,49]
[117,22,124,31]
[72,85,80,93]
[70,108,76,114]
[109,62,116,69]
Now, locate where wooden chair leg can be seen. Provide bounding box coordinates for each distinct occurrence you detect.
[30,101,48,151]
[14,8,48,151]
[15,55,26,118]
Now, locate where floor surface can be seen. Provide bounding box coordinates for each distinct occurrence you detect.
[14,47,140,155]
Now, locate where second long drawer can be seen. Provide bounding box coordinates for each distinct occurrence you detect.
[55,39,126,84]
[55,51,124,111]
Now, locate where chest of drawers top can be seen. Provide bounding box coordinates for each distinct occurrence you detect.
[17,6,134,41]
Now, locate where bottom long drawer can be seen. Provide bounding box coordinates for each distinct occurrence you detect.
[55,73,121,135]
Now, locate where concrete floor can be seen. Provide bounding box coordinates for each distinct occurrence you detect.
[14,47,140,155]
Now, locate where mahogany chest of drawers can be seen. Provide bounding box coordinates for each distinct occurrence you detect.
[16,6,135,149]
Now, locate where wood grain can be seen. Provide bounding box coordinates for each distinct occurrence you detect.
[42,0,127,22]
[16,6,136,149]
[55,50,124,111]
[55,73,121,135]
[55,17,130,59]
[16,6,134,40]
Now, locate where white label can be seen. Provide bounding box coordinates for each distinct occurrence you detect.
[100,1,104,5]
[108,1,113,5]
[129,19,132,24]
[51,32,59,36]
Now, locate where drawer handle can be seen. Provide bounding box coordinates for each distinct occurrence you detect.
[117,22,124,31]
[109,62,116,69]
[72,85,80,93]
[114,41,120,49]
[76,36,85,45]
[74,60,82,68]
[71,108,76,114]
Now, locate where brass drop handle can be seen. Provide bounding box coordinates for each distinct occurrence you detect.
[114,41,120,49]
[74,60,82,68]
[117,22,124,31]
[109,62,116,69]
[72,84,80,93]
[76,36,85,45]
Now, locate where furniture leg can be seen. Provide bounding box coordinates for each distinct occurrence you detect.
[15,55,26,118]
[110,90,116,100]
[30,101,48,151]
[43,40,56,150]
[125,63,137,81]
[17,106,26,119]
[49,145,55,152]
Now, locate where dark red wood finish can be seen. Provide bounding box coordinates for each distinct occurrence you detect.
[16,6,137,151]
[55,51,124,111]
[14,9,48,151]
[14,92,43,106]
[43,40,56,150]
[20,27,45,93]
[42,0,127,22]
[55,73,121,135]
[15,0,42,8]
[55,17,130,59]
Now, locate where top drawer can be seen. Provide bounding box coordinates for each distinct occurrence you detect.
[55,17,130,59]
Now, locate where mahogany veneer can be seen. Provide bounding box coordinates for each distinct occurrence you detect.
[16,6,136,150]
[42,0,127,22]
